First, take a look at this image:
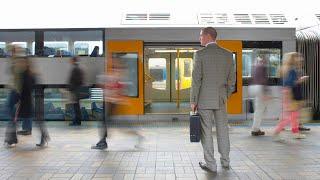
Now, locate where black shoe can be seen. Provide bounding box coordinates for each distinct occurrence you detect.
[199,162,217,173]
[4,138,18,147]
[299,126,311,131]
[36,136,50,147]
[91,141,108,150]
[221,164,230,169]
[251,130,265,136]
[17,130,32,135]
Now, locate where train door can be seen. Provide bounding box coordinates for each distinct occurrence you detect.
[144,41,242,114]
[144,47,199,113]
[107,40,144,115]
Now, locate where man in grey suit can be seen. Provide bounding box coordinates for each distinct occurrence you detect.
[191,27,235,172]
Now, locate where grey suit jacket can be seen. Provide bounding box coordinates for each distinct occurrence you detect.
[190,43,236,109]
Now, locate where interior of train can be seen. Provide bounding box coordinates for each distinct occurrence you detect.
[144,47,199,114]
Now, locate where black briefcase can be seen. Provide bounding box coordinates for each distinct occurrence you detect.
[190,111,201,142]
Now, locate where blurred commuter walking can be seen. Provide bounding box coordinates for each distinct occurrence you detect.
[249,57,270,136]
[16,57,35,136]
[273,52,308,141]
[4,46,25,147]
[68,57,84,126]
[92,60,127,150]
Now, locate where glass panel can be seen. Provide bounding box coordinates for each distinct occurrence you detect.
[74,41,103,56]
[44,88,68,120]
[44,30,103,57]
[44,41,69,57]
[112,53,139,97]
[0,88,10,120]
[175,58,192,90]
[148,58,166,90]
[242,48,281,78]
[232,53,237,93]
[0,31,35,57]
[44,88,103,121]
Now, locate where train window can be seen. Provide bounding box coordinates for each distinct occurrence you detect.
[112,53,139,97]
[44,41,69,57]
[175,58,192,90]
[74,41,103,56]
[148,58,167,90]
[242,41,282,86]
[44,88,103,121]
[43,30,103,57]
[0,88,10,120]
[0,31,35,57]
[242,48,281,78]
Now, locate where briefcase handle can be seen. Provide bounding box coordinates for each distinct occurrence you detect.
[190,111,199,116]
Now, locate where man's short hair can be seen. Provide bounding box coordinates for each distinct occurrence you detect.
[201,27,217,39]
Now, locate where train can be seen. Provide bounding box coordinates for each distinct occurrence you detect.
[2,12,317,121]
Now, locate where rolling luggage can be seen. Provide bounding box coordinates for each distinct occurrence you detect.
[190,111,201,142]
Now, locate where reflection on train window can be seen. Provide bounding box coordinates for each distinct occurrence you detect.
[0,88,10,120]
[44,41,69,57]
[0,31,35,57]
[242,48,281,78]
[175,58,192,90]
[148,58,166,90]
[232,53,237,93]
[44,88,103,121]
[112,53,139,97]
[44,30,104,57]
[74,41,103,56]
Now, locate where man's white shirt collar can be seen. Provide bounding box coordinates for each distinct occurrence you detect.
[205,41,216,47]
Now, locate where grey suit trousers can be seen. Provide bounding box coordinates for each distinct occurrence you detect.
[198,98,230,169]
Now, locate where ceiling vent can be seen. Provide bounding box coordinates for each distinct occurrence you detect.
[149,13,170,21]
[270,14,288,24]
[123,13,171,24]
[198,13,215,24]
[233,14,252,24]
[198,13,230,24]
[316,14,320,22]
[125,14,148,21]
[252,14,270,24]
[215,13,229,24]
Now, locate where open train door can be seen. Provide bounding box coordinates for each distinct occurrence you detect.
[217,40,242,114]
[107,40,144,115]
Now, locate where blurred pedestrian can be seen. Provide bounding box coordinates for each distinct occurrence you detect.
[16,57,35,136]
[68,57,84,126]
[4,45,25,147]
[273,52,308,141]
[249,57,270,136]
[91,60,126,150]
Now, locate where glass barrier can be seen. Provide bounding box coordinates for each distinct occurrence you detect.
[44,88,103,121]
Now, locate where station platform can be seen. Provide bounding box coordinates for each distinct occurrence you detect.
[0,121,319,180]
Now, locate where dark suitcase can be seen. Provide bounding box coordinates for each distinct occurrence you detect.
[190,111,201,142]
[4,121,18,145]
